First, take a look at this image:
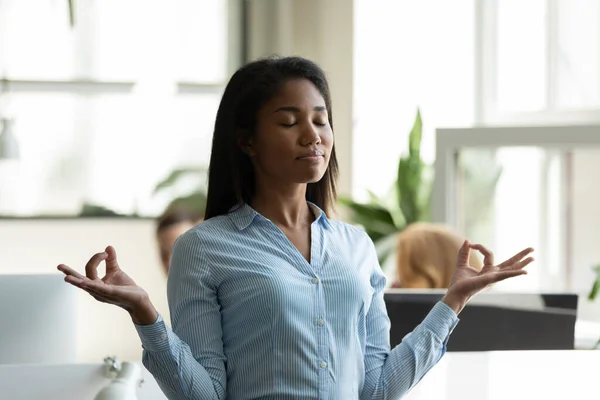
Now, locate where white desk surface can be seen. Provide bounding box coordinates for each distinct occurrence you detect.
[406,350,599,400]
[0,362,166,400]
[1,350,598,400]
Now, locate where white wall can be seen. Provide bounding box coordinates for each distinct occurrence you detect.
[0,219,168,363]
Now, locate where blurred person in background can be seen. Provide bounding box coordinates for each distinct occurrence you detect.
[155,207,203,274]
[391,222,483,289]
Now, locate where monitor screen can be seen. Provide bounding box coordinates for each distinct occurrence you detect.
[384,289,578,351]
[0,274,78,364]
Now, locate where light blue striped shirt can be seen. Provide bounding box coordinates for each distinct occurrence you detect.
[135,203,459,399]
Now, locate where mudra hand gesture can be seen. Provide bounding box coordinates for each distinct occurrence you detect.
[442,241,534,314]
[57,246,158,325]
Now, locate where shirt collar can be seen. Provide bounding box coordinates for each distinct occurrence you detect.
[228,202,330,231]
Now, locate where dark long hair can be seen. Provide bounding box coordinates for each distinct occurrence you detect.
[204,56,339,220]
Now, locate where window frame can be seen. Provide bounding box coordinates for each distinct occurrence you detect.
[476,0,600,126]
[432,124,600,290]
[0,0,243,98]
[0,0,244,218]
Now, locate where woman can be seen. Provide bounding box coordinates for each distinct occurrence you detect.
[155,207,202,274]
[392,222,483,289]
[58,57,534,400]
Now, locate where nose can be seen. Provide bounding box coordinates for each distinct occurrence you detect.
[300,123,321,146]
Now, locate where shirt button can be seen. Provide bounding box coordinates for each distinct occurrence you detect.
[320,361,327,369]
[317,318,325,326]
[311,277,319,284]
[160,333,167,340]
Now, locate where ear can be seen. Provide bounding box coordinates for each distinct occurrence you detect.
[237,130,255,156]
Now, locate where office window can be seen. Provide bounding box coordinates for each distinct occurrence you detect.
[495,0,547,113]
[0,0,234,217]
[480,0,600,123]
[352,0,476,200]
[433,126,600,324]
[463,0,600,303]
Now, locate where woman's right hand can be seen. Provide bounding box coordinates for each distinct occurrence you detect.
[57,245,159,325]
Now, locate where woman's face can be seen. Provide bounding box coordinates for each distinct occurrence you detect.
[247,78,334,186]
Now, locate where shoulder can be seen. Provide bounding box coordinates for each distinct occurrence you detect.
[326,219,374,247]
[174,214,237,250]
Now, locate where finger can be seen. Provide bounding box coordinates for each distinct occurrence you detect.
[497,247,535,268]
[480,269,528,286]
[83,286,116,302]
[63,276,119,304]
[503,256,534,271]
[470,244,494,266]
[78,278,115,297]
[85,252,108,280]
[105,246,120,272]
[456,240,471,266]
[64,274,86,287]
[57,264,85,280]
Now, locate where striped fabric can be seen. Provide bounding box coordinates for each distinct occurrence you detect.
[135,203,459,400]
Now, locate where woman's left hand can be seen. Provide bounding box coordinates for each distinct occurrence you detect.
[442,241,534,314]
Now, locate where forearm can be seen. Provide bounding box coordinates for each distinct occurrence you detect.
[129,298,159,325]
[362,302,458,400]
[441,291,468,315]
[135,318,226,400]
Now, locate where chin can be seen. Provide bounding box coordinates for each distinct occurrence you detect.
[296,170,327,184]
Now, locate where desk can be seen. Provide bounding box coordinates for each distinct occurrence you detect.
[0,351,597,399]
[0,363,167,400]
[406,350,599,400]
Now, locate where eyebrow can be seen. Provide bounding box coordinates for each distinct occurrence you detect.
[273,106,327,113]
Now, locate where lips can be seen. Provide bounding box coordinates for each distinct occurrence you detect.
[297,150,325,159]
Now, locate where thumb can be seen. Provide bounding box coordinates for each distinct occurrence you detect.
[456,240,471,266]
[105,245,120,271]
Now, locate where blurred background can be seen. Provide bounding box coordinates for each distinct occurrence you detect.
[1,0,599,365]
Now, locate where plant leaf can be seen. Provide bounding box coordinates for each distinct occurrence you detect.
[153,166,206,195]
[366,190,384,206]
[374,232,398,266]
[165,191,207,217]
[397,157,427,224]
[588,265,600,301]
[408,108,422,158]
[338,197,399,241]
[395,108,431,225]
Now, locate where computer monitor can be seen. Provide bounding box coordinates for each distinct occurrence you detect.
[384,289,578,351]
[0,274,77,364]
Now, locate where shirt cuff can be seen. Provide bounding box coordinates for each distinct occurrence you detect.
[134,314,172,352]
[422,301,460,343]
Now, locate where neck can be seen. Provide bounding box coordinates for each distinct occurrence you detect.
[251,181,313,229]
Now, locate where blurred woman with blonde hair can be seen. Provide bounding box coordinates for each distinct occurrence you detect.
[392,222,483,289]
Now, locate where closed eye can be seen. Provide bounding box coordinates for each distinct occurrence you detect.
[280,121,327,128]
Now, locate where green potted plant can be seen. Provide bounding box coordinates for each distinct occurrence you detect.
[588,264,600,349]
[153,166,208,216]
[338,109,431,265]
[339,109,503,267]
